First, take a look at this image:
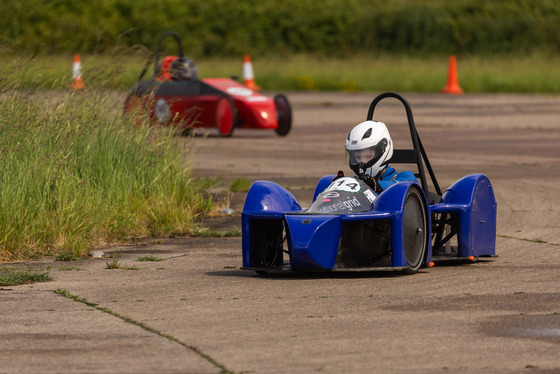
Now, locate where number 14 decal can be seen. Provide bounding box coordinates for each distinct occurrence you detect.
[325,177,361,193]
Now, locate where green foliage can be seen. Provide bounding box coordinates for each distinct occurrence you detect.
[2,0,560,57]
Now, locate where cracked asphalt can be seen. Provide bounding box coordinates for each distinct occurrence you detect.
[1,92,560,373]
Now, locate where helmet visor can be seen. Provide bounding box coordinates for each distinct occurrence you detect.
[347,139,387,168]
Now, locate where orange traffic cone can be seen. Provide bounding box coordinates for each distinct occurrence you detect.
[441,55,463,95]
[243,54,259,91]
[70,54,85,90]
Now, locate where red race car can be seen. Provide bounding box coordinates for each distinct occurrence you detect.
[124,31,292,137]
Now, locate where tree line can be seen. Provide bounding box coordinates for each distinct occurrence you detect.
[2,0,559,57]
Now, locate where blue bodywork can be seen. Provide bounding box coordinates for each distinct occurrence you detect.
[241,92,497,275]
[431,174,497,258]
[241,174,496,274]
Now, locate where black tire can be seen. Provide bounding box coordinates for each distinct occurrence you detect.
[274,94,292,136]
[402,186,428,274]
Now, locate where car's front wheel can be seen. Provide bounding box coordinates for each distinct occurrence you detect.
[216,96,235,136]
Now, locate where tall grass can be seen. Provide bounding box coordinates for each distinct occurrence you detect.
[3,52,560,93]
[0,87,212,262]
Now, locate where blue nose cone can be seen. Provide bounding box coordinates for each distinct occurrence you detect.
[284,215,342,270]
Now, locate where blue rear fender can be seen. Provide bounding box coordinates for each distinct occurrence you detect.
[431,174,497,257]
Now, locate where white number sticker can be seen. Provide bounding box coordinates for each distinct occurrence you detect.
[325,177,361,193]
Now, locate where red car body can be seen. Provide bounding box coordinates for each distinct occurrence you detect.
[124,32,292,137]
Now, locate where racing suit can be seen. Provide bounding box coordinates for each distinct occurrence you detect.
[377,165,418,190]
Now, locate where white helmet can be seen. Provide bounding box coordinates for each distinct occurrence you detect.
[345,120,393,178]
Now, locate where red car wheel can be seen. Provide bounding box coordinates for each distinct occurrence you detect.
[216,97,235,137]
[274,94,292,136]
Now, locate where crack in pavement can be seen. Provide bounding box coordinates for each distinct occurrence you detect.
[498,234,560,247]
[54,288,237,374]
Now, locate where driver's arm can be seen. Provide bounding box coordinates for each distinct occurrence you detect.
[377,170,418,190]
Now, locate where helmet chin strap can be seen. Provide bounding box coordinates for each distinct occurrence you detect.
[351,162,367,180]
[352,163,387,181]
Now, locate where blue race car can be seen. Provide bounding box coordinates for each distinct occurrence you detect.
[241,92,497,275]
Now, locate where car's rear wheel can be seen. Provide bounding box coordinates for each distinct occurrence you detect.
[274,94,292,136]
[402,186,428,274]
[216,96,235,136]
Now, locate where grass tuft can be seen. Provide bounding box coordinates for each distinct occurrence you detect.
[229,178,252,193]
[137,255,163,262]
[105,260,121,269]
[55,250,82,262]
[192,227,241,237]
[0,269,52,286]
[224,228,242,237]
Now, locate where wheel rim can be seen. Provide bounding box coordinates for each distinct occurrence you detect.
[402,188,427,272]
[274,94,292,136]
[216,97,234,136]
[154,98,171,124]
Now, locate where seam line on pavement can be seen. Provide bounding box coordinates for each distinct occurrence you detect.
[54,288,236,374]
[498,234,559,247]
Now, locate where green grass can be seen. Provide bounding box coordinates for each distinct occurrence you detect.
[229,178,251,193]
[0,269,52,286]
[245,53,560,93]
[2,52,559,93]
[224,228,242,237]
[104,259,137,270]
[192,228,242,237]
[136,255,163,262]
[0,71,214,261]
[55,250,82,262]
[105,260,121,269]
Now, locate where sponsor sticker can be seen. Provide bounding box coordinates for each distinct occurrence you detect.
[248,96,268,102]
[364,189,376,203]
[317,196,362,213]
[226,86,253,97]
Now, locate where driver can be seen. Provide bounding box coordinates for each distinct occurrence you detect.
[169,57,199,80]
[341,120,417,192]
